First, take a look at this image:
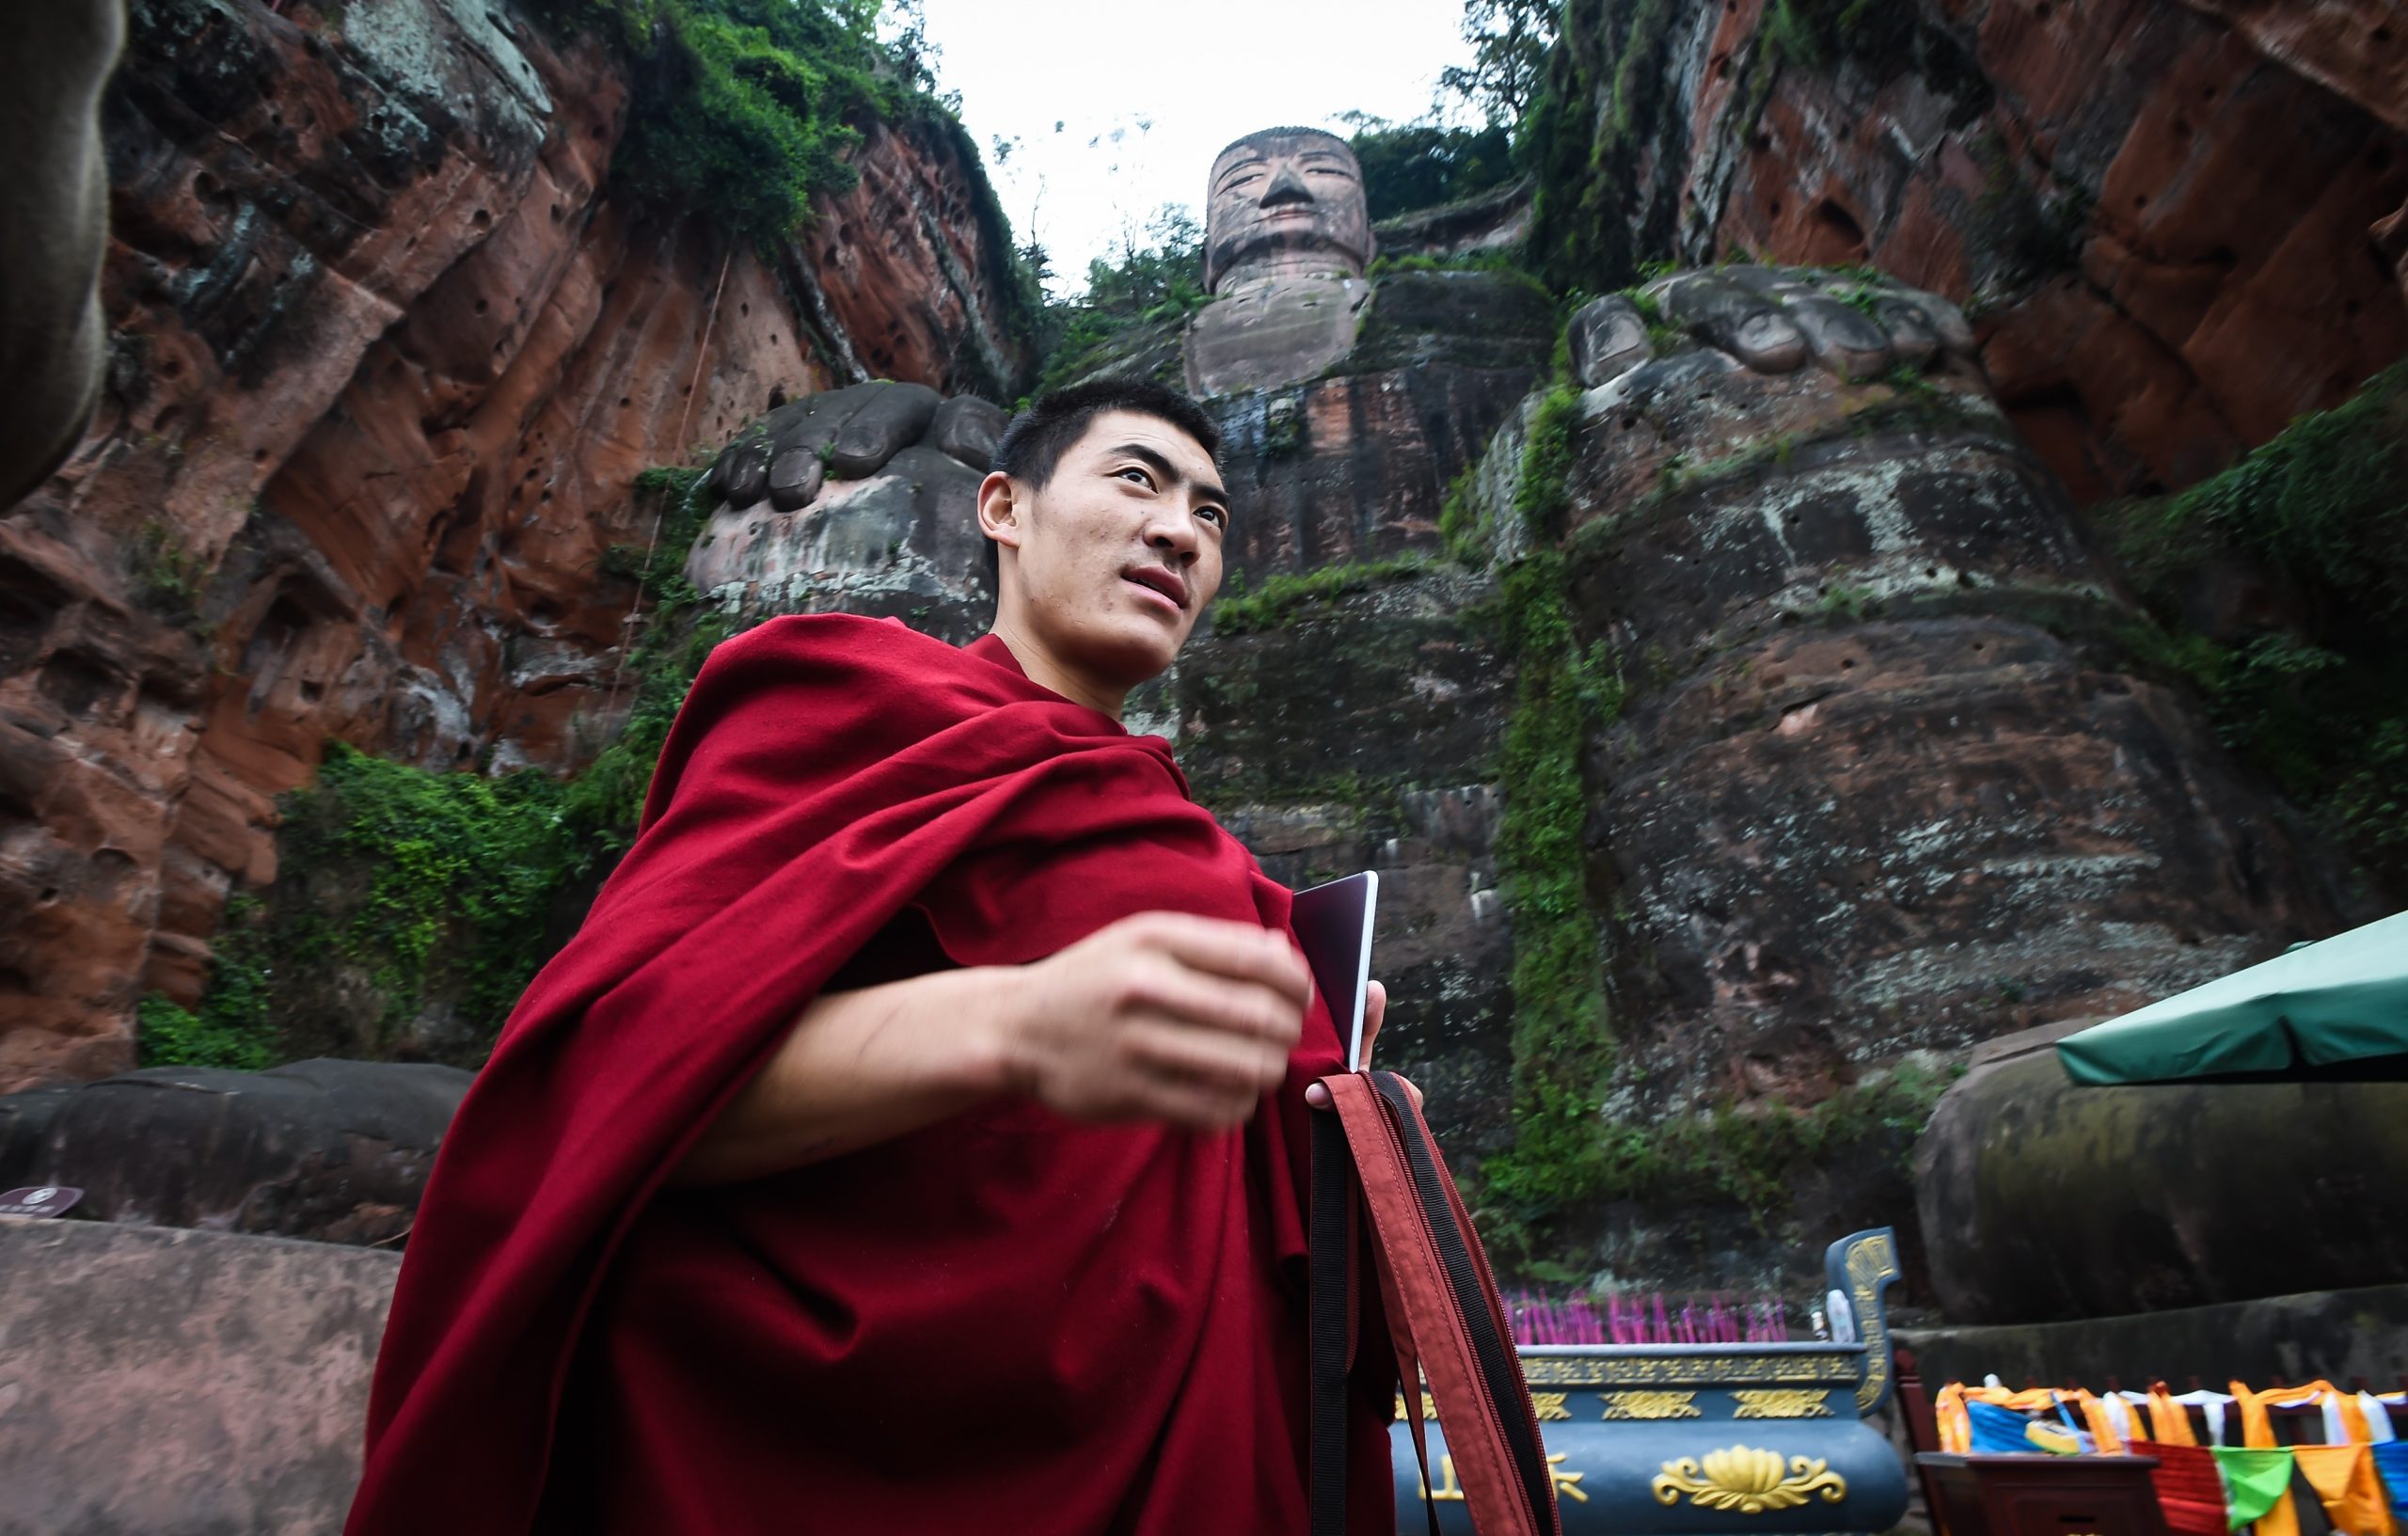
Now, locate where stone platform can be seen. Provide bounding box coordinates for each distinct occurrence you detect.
[0,1218,395,1536]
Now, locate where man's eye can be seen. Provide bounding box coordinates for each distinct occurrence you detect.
[1198,507,1227,526]
[1117,467,1154,487]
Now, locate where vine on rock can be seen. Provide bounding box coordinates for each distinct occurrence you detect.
[1471,383,1625,1226]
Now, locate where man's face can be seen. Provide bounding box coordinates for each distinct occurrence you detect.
[1204,130,1373,292]
[990,410,1229,691]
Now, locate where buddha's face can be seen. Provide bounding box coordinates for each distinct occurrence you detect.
[1203,130,1374,293]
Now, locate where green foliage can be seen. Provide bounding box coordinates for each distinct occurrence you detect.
[1468,385,1624,1220]
[1439,464,1490,566]
[524,0,902,248]
[1209,555,1436,636]
[1513,384,1587,543]
[136,895,276,1069]
[1584,1062,1958,1221]
[1032,205,1207,395]
[1366,249,1543,287]
[1438,0,1559,128]
[131,519,209,628]
[2148,364,2408,621]
[274,743,580,1052]
[140,460,741,1069]
[1818,581,1877,623]
[1348,120,1518,221]
[2094,362,2408,891]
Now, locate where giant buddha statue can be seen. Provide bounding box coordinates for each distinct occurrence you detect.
[1186,127,1378,396]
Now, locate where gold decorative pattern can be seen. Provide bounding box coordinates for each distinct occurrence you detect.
[1418,1453,1592,1505]
[1393,1391,1440,1421]
[1531,1392,1571,1421]
[1549,1452,1590,1504]
[1519,1353,1861,1389]
[1602,1389,1703,1420]
[1844,1233,1901,1414]
[1732,1389,1834,1419]
[1651,1448,1848,1513]
[1422,1455,1465,1502]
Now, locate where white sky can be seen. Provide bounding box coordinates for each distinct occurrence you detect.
[905,0,1482,298]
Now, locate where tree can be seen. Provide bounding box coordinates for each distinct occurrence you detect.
[1438,0,1557,129]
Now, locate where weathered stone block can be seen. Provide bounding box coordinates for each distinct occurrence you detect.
[1915,1050,2408,1324]
[0,1219,394,1536]
[21,1058,469,1244]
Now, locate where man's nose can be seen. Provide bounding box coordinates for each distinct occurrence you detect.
[1147,511,1201,564]
[1259,164,1314,210]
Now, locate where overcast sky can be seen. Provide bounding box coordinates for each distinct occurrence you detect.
[904,0,1482,298]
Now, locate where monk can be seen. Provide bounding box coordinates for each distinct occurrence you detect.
[343,379,1403,1533]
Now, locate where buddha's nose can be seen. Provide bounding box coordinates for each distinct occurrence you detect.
[1259,164,1314,210]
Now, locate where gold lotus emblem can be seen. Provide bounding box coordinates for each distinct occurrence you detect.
[1651,1447,1848,1513]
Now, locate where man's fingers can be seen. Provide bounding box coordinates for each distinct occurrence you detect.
[1122,911,1313,1006]
[1359,979,1387,1063]
[1123,959,1305,1049]
[1124,1017,1291,1099]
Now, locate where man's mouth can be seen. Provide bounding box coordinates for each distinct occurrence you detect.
[1122,565,1188,611]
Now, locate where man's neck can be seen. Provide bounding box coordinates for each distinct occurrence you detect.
[986,619,1125,720]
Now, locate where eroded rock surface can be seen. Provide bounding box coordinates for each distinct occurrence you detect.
[0,1219,396,1536]
[1540,273,2342,1127]
[0,0,1033,1087]
[1917,1048,2408,1323]
[6,1057,468,1244]
[1535,0,2408,501]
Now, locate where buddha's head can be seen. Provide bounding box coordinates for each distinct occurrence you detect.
[1203,127,1375,293]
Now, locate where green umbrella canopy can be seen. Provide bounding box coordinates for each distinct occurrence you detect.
[2056,911,2408,1085]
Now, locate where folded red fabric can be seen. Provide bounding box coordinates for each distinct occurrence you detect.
[2152,1442,2231,1536]
[344,616,1396,1535]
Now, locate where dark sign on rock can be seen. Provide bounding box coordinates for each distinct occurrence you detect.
[0,1184,83,1218]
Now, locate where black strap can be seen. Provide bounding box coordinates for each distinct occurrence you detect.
[1370,1071,1557,1531]
[1309,1106,1354,1536]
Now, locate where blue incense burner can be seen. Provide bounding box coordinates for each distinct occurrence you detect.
[1389,1228,1909,1535]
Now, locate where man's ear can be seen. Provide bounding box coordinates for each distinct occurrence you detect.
[976,470,1023,556]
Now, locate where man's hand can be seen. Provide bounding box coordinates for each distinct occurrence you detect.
[998,911,1313,1131]
[1303,980,1423,1113]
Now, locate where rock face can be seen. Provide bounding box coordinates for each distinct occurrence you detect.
[1385,265,2343,1289]
[708,245,2353,1292]
[1159,574,1523,1157]
[8,1057,468,1244]
[0,0,1032,1089]
[1916,1046,2408,1323]
[1554,274,2341,1124]
[1530,0,2408,502]
[0,1218,397,1536]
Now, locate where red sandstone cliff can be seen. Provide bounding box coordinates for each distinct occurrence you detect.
[1535,0,2408,502]
[0,0,1030,1087]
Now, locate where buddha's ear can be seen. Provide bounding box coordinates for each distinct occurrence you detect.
[976,470,1024,554]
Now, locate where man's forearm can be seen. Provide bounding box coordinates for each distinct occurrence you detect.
[671,965,1020,1186]
[671,911,1317,1186]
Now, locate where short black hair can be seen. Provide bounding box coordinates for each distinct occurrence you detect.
[985,379,1222,585]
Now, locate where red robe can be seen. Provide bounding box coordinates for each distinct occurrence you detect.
[344,616,1397,1534]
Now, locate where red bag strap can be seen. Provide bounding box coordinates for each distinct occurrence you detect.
[1315,1070,1562,1536]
